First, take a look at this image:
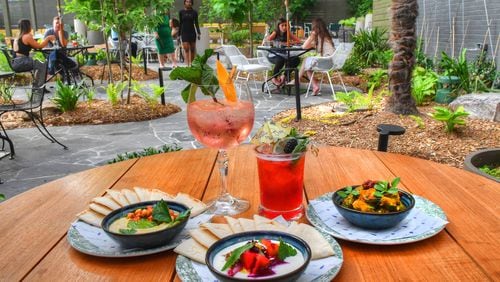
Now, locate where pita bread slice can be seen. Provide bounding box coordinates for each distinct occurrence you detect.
[105,189,129,207]
[189,228,219,248]
[224,216,243,233]
[253,215,287,231]
[133,187,151,202]
[174,238,207,264]
[238,218,256,232]
[200,223,233,239]
[296,223,335,260]
[89,203,113,216]
[173,193,207,217]
[77,210,104,227]
[122,189,139,204]
[149,189,175,201]
[92,195,121,211]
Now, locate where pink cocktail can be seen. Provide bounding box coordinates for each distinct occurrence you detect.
[186,82,255,215]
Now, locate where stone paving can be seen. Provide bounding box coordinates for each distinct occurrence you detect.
[0,66,355,199]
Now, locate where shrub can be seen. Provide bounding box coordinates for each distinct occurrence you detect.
[131,81,164,106]
[352,28,390,67]
[0,82,14,102]
[368,69,388,89]
[339,17,356,27]
[342,54,364,75]
[131,53,143,66]
[428,106,469,133]
[439,49,470,93]
[105,82,126,106]
[336,85,381,112]
[411,66,438,105]
[108,144,182,164]
[479,165,500,179]
[230,29,250,47]
[52,79,82,112]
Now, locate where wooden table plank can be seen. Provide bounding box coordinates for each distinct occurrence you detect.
[303,147,491,280]
[375,151,500,278]
[0,159,137,281]
[25,149,218,281]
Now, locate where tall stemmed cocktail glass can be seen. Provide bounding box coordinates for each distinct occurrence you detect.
[187,81,255,215]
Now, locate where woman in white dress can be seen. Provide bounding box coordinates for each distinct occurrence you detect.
[300,18,335,95]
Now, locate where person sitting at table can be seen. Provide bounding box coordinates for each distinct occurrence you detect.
[265,18,301,87]
[43,16,78,78]
[11,19,55,86]
[299,18,335,96]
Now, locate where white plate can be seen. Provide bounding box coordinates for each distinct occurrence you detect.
[306,192,448,245]
[175,228,343,282]
[67,213,212,258]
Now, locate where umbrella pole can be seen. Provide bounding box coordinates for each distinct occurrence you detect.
[285,0,290,47]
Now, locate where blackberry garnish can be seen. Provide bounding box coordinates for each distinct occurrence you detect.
[283,138,298,154]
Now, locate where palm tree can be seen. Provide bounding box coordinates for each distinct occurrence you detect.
[386,0,419,115]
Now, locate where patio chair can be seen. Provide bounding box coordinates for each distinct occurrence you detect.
[0,70,68,157]
[1,48,33,80]
[220,45,272,97]
[305,43,351,99]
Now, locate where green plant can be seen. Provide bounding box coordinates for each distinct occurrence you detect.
[0,193,4,201]
[75,53,86,66]
[439,49,470,93]
[230,29,250,47]
[32,51,46,63]
[336,86,381,112]
[81,85,96,103]
[108,144,182,164]
[0,52,11,71]
[130,53,143,66]
[352,28,390,67]
[342,54,364,75]
[411,66,438,105]
[479,165,500,179]
[131,81,163,106]
[0,82,14,102]
[368,69,388,89]
[470,50,498,92]
[96,49,107,62]
[415,38,434,69]
[409,115,425,129]
[428,106,469,133]
[346,0,372,17]
[339,17,356,27]
[252,32,264,43]
[105,81,126,106]
[52,80,82,112]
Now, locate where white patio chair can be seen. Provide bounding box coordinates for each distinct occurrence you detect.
[305,43,351,99]
[221,45,272,97]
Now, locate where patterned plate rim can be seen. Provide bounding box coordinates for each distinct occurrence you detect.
[306,192,448,245]
[175,228,344,282]
[67,220,179,258]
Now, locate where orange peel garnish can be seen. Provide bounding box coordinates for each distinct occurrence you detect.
[216,60,237,103]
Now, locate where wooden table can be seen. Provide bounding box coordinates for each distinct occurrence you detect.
[1,145,499,281]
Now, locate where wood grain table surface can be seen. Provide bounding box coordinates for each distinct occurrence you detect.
[1,145,498,281]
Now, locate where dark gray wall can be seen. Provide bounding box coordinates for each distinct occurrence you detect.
[417,0,499,66]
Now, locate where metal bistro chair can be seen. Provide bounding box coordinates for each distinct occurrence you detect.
[1,48,33,80]
[0,70,67,157]
[221,45,272,97]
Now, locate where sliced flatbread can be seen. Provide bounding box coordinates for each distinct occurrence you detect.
[122,189,139,204]
[174,238,207,264]
[105,189,130,207]
[224,216,244,233]
[254,215,286,231]
[89,203,113,216]
[173,193,207,217]
[149,189,175,201]
[200,223,233,239]
[239,218,256,232]
[189,228,219,248]
[290,223,335,260]
[92,195,121,211]
[133,187,152,202]
[77,210,104,227]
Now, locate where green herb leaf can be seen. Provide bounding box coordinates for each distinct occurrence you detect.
[176,209,191,222]
[278,237,297,260]
[153,200,172,223]
[338,191,348,198]
[221,242,253,271]
[387,188,399,195]
[352,189,360,196]
[127,218,158,229]
[374,191,384,198]
[119,228,137,234]
[390,177,400,189]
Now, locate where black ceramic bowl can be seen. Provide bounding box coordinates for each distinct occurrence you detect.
[332,187,415,229]
[101,200,189,249]
[206,231,311,282]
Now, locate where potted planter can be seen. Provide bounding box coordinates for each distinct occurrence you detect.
[464,148,500,183]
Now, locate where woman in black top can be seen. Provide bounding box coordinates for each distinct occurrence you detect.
[266,18,301,87]
[12,19,55,86]
[179,0,200,66]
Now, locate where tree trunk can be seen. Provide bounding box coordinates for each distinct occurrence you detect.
[386,0,419,115]
[248,3,253,58]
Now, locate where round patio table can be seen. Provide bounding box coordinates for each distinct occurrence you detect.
[0,145,498,281]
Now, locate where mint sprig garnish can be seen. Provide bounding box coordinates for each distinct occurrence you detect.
[338,186,360,198]
[278,237,297,260]
[221,242,253,271]
[127,218,157,229]
[374,177,400,198]
[153,199,191,224]
[119,228,137,234]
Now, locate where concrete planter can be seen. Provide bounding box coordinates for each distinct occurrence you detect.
[464,148,500,183]
[87,30,105,45]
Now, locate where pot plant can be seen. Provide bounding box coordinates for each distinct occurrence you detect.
[464,148,500,183]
